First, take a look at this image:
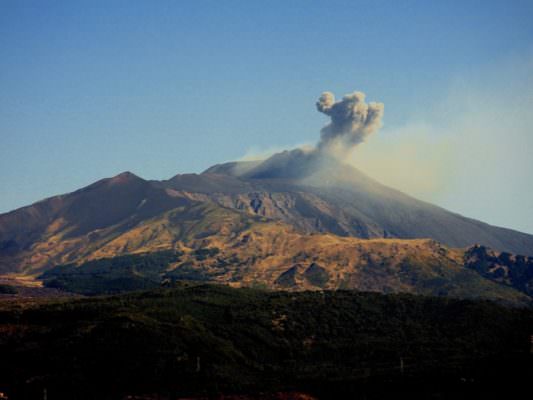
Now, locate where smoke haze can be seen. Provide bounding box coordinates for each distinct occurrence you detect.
[235,54,533,233]
[350,53,533,233]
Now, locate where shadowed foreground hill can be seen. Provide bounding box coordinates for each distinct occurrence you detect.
[1,285,532,399]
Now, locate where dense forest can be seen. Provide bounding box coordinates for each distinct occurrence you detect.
[1,284,532,399]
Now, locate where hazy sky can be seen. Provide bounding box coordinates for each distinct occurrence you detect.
[1,1,533,233]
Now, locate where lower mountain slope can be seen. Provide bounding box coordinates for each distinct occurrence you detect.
[30,211,532,305]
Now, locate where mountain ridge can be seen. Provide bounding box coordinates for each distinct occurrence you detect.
[1,155,532,297]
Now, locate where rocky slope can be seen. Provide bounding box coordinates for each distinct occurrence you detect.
[1,154,532,304]
[30,215,533,305]
[197,152,533,254]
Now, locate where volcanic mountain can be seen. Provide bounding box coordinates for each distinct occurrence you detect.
[184,149,533,254]
[1,151,533,304]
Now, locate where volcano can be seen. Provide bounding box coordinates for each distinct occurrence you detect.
[1,151,533,304]
[1,151,532,264]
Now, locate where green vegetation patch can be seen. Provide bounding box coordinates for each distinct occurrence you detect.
[274,265,299,288]
[193,247,220,261]
[39,250,183,295]
[0,284,18,294]
[304,262,329,287]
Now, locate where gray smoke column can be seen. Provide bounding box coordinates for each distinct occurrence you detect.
[316,90,384,154]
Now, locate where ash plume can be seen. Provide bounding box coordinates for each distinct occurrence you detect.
[235,89,384,180]
[316,90,384,155]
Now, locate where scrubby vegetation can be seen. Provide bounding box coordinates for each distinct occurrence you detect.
[1,284,532,399]
[39,250,182,295]
[0,284,17,294]
[38,244,533,308]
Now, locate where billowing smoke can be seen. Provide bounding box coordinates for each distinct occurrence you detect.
[316,91,384,155]
[236,89,385,180]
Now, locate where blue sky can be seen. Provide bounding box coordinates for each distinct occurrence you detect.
[1,1,533,232]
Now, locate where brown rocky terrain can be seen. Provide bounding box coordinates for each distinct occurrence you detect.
[1,155,532,304]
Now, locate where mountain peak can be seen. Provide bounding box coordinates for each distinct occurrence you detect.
[201,149,355,182]
[108,171,143,185]
[238,149,343,180]
[202,160,262,176]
